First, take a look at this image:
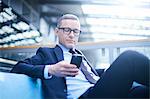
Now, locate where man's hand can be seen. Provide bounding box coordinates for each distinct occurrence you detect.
[48,61,79,77]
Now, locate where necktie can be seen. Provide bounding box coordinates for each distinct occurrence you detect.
[69,49,76,54]
[69,49,97,84]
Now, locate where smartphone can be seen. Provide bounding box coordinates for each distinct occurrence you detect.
[70,55,82,68]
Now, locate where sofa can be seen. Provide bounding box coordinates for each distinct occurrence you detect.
[0,71,148,99]
[0,72,43,99]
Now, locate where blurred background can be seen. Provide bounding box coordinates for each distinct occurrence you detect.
[0,0,150,72]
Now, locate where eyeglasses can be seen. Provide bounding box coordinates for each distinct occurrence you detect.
[58,27,81,36]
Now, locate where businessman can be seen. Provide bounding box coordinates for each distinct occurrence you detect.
[11,14,149,99]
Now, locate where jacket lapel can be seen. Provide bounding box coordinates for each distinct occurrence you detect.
[54,45,64,62]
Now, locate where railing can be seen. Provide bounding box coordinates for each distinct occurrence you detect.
[0,39,150,71]
[0,58,17,65]
[78,39,150,64]
[0,58,17,72]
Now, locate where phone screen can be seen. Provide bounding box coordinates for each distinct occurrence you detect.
[70,55,82,68]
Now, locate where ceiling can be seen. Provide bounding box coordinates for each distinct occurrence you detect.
[1,0,150,47]
[38,0,150,41]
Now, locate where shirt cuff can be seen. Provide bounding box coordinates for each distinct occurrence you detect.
[44,65,52,79]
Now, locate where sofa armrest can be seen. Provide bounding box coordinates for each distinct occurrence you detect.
[0,72,43,99]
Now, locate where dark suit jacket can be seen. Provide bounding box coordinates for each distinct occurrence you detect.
[11,45,98,99]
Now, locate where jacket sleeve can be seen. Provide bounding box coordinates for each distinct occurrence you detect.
[11,47,46,79]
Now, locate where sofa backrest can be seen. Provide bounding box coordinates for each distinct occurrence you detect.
[0,72,43,99]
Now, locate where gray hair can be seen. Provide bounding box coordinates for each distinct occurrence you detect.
[57,14,80,27]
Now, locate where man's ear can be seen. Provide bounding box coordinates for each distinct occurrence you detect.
[54,28,59,36]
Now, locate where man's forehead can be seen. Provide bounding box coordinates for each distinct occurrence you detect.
[61,19,79,23]
[60,19,80,27]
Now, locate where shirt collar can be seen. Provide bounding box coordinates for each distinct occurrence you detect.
[57,43,76,54]
[57,43,70,53]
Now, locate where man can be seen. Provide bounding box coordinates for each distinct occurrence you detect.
[11,14,149,99]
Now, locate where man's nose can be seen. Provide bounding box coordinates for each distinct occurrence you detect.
[69,31,75,37]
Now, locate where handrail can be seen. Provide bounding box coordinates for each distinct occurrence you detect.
[78,39,150,50]
[0,58,17,65]
[0,39,150,50]
[0,39,149,65]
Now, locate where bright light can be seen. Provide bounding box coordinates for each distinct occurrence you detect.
[119,0,150,7]
[9,43,15,47]
[0,29,4,34]
[91,33,148,41]
[12,21,30,31]
[82,5,150,18]
[1,26,14,33]
[0,7,17,23]
[86,18,150,28]
[82,1,150,41]
[16,33,24,39]
[9,35,17,40]
[18,21,30,30]
[3,44,9,47]
[27,39,36,44]
[30,30,40,37]
[22,31,32,38]
[90,26,150,35]
[35,37,42,42]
